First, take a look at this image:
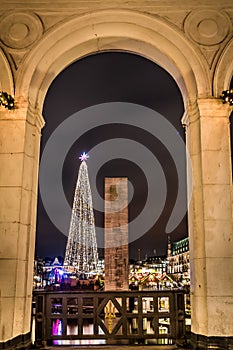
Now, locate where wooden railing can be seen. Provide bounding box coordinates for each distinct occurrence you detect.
[33,289,186,346]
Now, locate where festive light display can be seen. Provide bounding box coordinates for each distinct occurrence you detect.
[0,91,14,110]
[220,89,233,105]
[64,153,98,273]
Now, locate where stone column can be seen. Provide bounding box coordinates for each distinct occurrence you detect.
[0,102,44,349]
[104,177,128,291]
[186,98,233,349]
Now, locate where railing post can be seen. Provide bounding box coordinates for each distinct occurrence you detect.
[175,291,186,347]
[34,292,47,348]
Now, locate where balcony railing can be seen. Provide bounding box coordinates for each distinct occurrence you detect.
[33,289,186,346]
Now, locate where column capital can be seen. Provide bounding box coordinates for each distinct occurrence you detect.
[197,98,232,118]
[0,108,16,120]
[181,99,199,127]
[27,101,45,131]
[0,98,45,131]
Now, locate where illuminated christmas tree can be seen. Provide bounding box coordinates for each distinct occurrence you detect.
[64,152,98,273]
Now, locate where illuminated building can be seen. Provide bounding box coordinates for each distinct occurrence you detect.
[167,236,190,282]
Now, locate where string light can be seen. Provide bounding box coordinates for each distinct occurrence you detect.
[0,91,14,110]
[220,89,233,106]
[64,153,98,273]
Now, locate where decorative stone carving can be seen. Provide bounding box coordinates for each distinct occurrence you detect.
[163,11,189,30]
[0,12,43,49]
[199,46,220,69]
[184,9,231,46]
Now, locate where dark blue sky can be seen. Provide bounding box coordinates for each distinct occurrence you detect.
[36,51,187,260]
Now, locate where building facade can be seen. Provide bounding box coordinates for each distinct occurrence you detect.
[167,237,190,282]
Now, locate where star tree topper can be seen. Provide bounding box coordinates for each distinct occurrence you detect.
[79,152,89,162]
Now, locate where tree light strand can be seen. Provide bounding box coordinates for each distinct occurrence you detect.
[64,157,98,273]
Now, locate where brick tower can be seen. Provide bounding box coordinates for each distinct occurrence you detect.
[104,178,129,291]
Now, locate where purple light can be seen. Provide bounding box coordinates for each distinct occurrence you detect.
[52,319,62,336]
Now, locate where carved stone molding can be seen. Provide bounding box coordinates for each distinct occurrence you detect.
[184,9,231,46]
[183,9,232,70]
[0,5,231,98]
[27,100,45,131]
[0,11,43,50]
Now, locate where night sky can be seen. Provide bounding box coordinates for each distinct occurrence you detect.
[35,51,188,260]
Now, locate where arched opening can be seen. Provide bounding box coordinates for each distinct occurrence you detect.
[17,9,208,107]
[36,51,187,260]
[35,50,190,345]
[4,8,233,350]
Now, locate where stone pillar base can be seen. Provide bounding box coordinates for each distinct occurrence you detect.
[0,333,31,350]
[191,333,233,350]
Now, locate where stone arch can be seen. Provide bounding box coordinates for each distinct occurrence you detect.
[1,7,233,350]
[0,48,14,94]
[15,9,210,113]
[214,38,233,95]
[14,9,209,336]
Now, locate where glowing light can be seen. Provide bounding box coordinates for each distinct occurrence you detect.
[0,91,14,110]
[79,152,89,162]
[52,319,62,336]
[64,158,98,273]
[220,89,233,105]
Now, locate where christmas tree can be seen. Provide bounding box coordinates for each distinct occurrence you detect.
[64,152,98,273]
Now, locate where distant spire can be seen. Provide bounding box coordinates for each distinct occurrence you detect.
[52,257,61,266]
[138,248,141,261]
[167,235,171,257]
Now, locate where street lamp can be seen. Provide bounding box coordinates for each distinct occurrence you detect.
[0,91,14,110]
